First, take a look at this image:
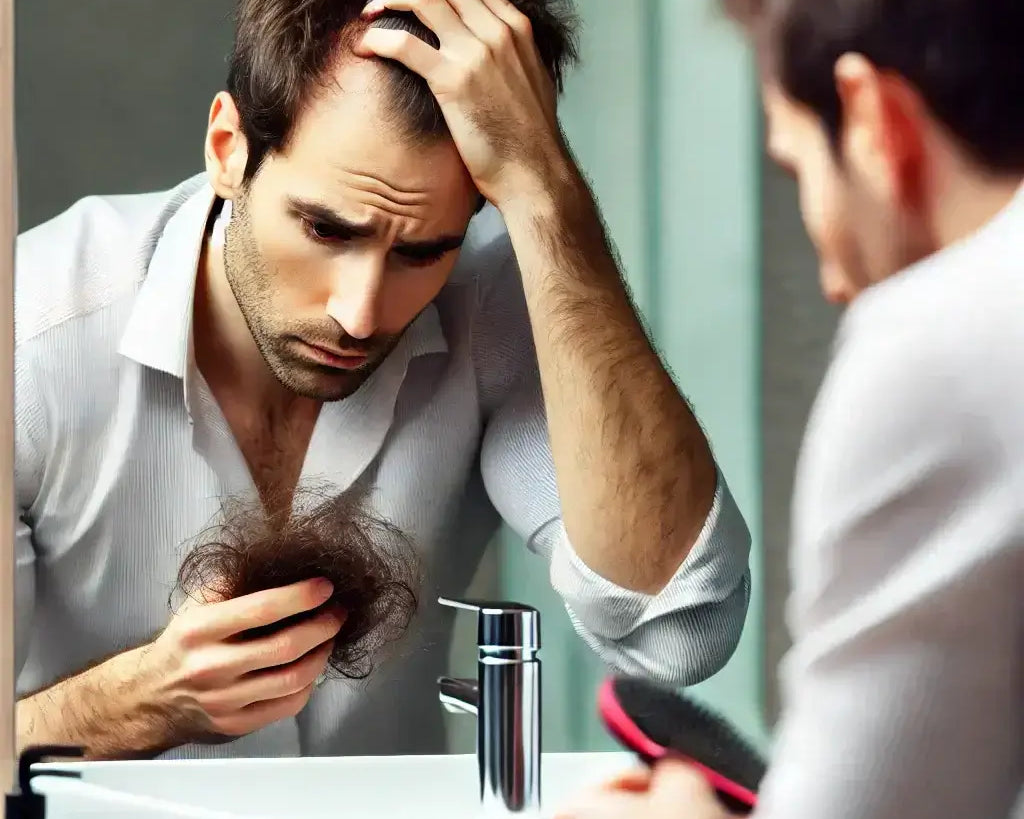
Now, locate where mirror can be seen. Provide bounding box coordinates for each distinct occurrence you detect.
[11,0,768,772]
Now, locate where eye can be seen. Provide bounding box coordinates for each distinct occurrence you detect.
[303,218,346,243]
[394,249,447,268]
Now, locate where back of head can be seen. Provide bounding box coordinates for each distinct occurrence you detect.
[227,0,579,180]
[724,0,1024,175]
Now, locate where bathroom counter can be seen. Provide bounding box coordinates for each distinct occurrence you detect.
[32,751,636,818]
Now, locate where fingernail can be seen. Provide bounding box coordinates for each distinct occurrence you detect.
[316,578,334,599]
[362,0,382,14]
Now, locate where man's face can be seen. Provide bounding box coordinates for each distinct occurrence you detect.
[762,79,933,306]
[220,61,478,402]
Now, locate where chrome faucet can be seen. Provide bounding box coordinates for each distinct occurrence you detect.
[438,597,542,815]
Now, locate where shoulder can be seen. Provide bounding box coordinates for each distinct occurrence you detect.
[452,204,515,273]
[445,204,518,301]
[438,204,536,406]
[15,175,203,345]
[795,214,1024,545]
[830,208,1024,431]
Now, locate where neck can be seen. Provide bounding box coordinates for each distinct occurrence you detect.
[194,229,299,411]
[932,166,1023,250]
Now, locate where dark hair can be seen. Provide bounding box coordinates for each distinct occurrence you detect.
[173,484,420,680]
[725,0,1024,174]
[227,0,580,180]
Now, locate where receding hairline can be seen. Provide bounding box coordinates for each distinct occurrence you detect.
[287,18,451,146]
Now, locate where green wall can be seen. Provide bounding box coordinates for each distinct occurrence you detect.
[499,0,767,751]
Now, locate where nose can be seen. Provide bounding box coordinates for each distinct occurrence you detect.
[820,263,854,306]
[325,257,383,340]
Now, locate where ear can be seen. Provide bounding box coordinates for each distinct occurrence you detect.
[835,53,926,211]
[204,91,249,200]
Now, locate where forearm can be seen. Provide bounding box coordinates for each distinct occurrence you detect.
[499,167,718,593]
[17,645,177,761]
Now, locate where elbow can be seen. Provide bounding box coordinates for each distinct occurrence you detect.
[578,570,752,688]
[649,575,751,687]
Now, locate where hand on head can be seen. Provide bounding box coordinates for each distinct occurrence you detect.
[355,0,579,208]
[554,760,734,819]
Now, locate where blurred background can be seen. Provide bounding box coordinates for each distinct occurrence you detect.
[15,0,837,753]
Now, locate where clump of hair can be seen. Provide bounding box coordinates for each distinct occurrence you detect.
[227,0,580,179]
[174,484,420,680]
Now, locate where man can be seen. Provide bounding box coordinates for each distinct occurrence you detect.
[13,0,752,760]
[560,1,1024,818]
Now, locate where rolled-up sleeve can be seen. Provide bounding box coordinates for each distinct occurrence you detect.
[545,469,751,684]
[473,235,751,686]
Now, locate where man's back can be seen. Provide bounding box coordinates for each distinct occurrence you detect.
[760,189,1024,819]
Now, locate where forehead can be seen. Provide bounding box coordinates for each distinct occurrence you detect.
[264,58,474,209]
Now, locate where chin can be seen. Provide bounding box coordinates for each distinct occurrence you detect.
[274,360,376,402]
[285,372,365,402]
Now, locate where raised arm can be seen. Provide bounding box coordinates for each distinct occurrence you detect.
[357,0,748,595]
[473,239,750,685]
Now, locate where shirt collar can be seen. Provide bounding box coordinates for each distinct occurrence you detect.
[117,174,449,382]
[118,174,214,377]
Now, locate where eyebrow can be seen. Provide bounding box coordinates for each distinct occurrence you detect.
[286,196,466,255]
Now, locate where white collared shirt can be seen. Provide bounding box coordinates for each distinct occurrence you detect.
[757,188,1024,819]
[13,174,751,759]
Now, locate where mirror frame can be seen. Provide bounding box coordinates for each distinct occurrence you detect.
[1,0,15,803]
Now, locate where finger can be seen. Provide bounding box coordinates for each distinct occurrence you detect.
[477,0,533,42]
[444,0,513,48]
[212,640,333,711]
[552,789,647,819]
[355,27,446,80]
[223,607,344,674]
[476,0,556,96]
[362,0,473,43]
[648,760,722,815]
[215,683,316,737]
[600,767,654,794]
[196,578,335,641]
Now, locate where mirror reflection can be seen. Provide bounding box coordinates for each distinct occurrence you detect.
[12,0,760,774]
[9,1,1024,818]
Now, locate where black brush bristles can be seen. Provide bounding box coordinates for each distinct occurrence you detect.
[600,676,768,814]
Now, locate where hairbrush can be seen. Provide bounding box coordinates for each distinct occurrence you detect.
[598,675,767,814]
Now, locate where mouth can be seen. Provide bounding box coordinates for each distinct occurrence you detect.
[296,339,369,371]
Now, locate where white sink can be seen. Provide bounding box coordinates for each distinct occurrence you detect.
[33,752,637,818]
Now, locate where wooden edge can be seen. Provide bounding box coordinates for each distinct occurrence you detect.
[0,0,15,804]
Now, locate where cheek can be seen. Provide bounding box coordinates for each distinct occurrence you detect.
[793,158,865,303]
[795,152,843,257]
[251,216,317,276]
[377,262,454,333]
[247,212,338,306]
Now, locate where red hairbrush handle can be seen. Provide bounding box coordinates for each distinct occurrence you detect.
[597,678,758,814]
